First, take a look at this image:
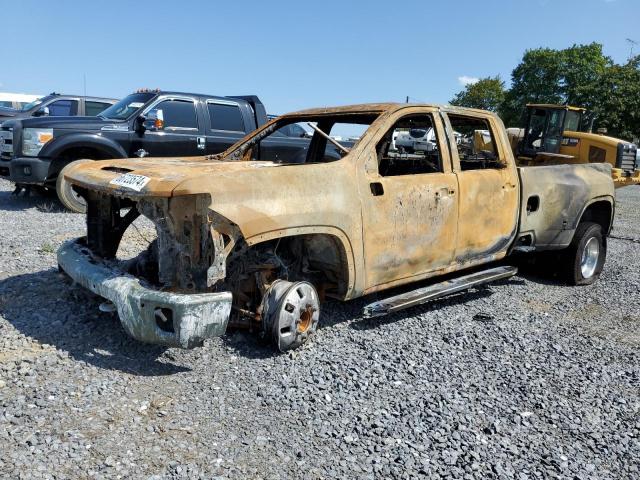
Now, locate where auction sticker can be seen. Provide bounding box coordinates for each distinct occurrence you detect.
[109,173,151,191]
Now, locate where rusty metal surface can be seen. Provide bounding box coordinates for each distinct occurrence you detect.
[57,239,232,348]
[57,103,615,347]
[363,266,518,318]
[518,163,615,248]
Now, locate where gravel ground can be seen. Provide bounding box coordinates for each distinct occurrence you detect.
[0,178,638,479]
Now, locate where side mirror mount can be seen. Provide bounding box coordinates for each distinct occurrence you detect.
[138,110,163,132]
[33,106,49,117]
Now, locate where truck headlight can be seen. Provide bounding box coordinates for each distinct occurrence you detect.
[22,128,54,156]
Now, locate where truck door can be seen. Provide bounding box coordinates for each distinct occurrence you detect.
[359,110,458,290]
[443,112,519,263]
[134,97,202,157]
[203,100,250,155]
[84,100,114,117]
[41,98,80,117]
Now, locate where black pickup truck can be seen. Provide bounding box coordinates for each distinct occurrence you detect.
[0,93,116,123]
[0,90,312,212]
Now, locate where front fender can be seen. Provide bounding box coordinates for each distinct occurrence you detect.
[41,133,128,160]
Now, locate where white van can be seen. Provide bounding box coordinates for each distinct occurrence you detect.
[0,92,43,110]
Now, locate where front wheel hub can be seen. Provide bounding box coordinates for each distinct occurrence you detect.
[261,280,320,352]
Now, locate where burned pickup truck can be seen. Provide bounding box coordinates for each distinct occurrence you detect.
[57,103,614,351]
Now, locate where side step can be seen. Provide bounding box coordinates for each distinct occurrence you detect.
[362,266,517,318]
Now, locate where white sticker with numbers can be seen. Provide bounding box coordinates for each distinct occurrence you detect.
[109,173,150,191]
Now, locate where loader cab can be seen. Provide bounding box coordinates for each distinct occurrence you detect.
[520,104,585,158]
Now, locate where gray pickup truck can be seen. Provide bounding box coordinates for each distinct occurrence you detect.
[0,93,116,123]
[57,103,614,352]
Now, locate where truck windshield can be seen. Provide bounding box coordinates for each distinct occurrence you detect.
[99,93,155,120]
[226,113,379,164]
[20,98,44,111]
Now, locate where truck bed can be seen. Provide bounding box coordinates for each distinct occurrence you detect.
[516,163,614,249]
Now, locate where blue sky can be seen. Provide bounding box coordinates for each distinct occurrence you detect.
[1,0,638,115]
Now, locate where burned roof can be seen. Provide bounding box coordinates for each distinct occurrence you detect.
[281,102,499,118]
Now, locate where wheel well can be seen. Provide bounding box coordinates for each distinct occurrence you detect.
[48,146,114,181]
[294,233,350,299]
[580,200,613,234]
[225,233,351,306]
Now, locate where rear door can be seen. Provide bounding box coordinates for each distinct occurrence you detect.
[134,97,202,157]
[203,100,249,155]
[84,100,114,117]
[442,111,519,264]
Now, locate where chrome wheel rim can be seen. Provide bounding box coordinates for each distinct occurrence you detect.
[580,237,600,279]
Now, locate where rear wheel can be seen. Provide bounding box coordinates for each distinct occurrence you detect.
[261,280,320,352]
[563,222,606,285]
[56,159,91,213]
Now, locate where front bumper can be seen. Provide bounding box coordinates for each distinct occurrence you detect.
[9,156,51,184]
[57,239,232,348]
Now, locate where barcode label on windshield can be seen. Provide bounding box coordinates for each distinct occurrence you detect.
[109,173,150,191]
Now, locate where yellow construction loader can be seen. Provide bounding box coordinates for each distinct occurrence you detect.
[507,104,639,187]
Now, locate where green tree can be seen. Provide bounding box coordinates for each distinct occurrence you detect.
[594,55,640,141]
[448,43,640,141]
[561,43,610,110]
[500,43,611,127]
[450,76,506,112]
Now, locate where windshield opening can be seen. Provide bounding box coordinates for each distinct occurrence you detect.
[21,98,43,111]
[226,113,379,165]
[99,92,155,120]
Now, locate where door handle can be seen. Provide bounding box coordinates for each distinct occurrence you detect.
[435,187,455,199]
[370,182,384,196]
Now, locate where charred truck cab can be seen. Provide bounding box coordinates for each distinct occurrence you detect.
[58,104,614,352]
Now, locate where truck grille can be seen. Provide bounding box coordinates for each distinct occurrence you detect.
[617,143,638,172]
[0,128,13,161]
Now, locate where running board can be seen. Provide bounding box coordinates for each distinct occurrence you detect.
[362,266,517,318]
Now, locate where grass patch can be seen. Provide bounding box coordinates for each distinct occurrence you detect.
[40,242,56,254]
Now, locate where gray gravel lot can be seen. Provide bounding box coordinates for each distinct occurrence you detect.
[0,178,638,479]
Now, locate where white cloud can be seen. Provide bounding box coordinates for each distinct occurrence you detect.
[458,76,479,86]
